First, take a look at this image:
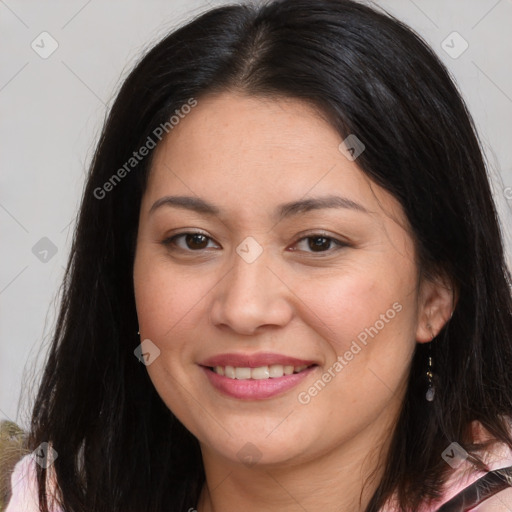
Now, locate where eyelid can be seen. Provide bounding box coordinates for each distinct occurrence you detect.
[162,229,349,254]
[289,230,349,253]
[166,229,211,239]
[291,229,348,244]
[162,230,220,250]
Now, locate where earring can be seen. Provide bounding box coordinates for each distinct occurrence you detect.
[425,324,435,402]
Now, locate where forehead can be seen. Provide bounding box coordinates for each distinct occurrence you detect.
[143,91,406,227]
[152,92,340,173]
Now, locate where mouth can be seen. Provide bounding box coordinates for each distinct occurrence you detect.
[207,364,315,380]
[199,356,319,400]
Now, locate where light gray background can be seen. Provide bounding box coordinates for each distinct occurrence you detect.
[1,0,511,430]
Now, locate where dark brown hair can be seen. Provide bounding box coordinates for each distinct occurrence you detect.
[29,1,512,510]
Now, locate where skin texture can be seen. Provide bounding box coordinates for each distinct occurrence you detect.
[133,91,454,512]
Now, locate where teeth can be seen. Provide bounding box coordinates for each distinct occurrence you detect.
[252,366,270,380]
[284,365,294,375]
[212,364,310,380]
[235,367,251,379]
[269,364,284,378]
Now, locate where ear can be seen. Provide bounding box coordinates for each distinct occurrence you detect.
[416,272,457,343]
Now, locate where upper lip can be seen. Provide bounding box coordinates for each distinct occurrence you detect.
[200,352,317,368]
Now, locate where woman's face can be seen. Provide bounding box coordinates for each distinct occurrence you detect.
[133,91,449,469]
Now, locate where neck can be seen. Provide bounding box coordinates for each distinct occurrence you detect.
[197,417,395,512]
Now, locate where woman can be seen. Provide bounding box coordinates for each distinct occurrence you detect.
[6,0,512,511]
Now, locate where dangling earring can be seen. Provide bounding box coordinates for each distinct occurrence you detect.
[425,324,435,402]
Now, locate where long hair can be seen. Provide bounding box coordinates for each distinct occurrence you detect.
[29,1,512,510]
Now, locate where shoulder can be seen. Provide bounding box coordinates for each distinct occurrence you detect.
[379,419,512,512]
[0,419,28,508]
[470,486,512,511]
[435,419,512,511]
[5,453,62,512]
[5,454,40,512]
[466,419,512,511]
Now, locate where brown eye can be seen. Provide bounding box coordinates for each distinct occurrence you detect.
[293,234,346,254]
[184,233,209,250]
[162,232,218,251]
[308,236,332,252]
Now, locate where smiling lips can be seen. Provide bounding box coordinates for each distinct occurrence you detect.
[212,364,310,380]
[200,352,318,399]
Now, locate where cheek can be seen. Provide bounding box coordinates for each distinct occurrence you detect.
[133,251,208,340]
[133,251,204,416]
[290,262,419,413]
[292,266,410,356]
[293,270,415,430]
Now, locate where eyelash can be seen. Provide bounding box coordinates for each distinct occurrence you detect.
[161,231,348,255]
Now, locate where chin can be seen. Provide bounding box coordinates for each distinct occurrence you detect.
[198,424,318,469]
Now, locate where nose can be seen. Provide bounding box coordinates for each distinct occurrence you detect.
[209,247,294,336]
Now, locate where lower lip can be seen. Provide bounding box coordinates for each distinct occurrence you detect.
[201,365,318,400]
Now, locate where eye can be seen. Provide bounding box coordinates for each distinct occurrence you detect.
[292,233,347,254]
[162,231,347,254]
[162,231,219,251]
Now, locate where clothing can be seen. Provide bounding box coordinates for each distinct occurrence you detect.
[5,451,60,512]
[6,422,512,512]
[380,425,512,511]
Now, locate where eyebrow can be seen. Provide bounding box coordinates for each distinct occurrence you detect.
[148,194,370,219]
